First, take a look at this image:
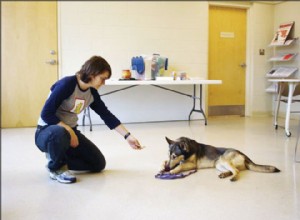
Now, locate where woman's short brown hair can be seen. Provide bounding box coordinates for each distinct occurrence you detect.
[77,56,112,83]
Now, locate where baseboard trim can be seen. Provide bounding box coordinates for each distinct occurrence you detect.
[208,105,245,116]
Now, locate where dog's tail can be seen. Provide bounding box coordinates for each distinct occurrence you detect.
[245,157,280,173]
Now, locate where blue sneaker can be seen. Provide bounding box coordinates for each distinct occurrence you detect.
[49,170,77,184]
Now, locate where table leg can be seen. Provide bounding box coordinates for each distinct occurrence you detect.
[188,85,196,121]
[274,82,283,130]
[285,82,296,137]
[82,107,93,131]
[199,84,208,125]
[188,84,207,125]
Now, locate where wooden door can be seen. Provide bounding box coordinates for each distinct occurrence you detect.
[208,6,247,116]
[1,2,58,128]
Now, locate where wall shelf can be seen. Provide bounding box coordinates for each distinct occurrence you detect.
[266,21,298,93]
[269,53,298,62]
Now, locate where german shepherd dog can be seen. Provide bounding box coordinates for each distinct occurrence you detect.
[162,137,280,181]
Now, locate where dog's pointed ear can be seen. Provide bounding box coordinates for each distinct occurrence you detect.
[165,137,175,145]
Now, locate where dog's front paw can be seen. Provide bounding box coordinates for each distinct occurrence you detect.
[159,160,170,173]
[170,169,180,174]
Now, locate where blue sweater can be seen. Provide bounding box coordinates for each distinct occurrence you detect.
[38,75,121,129]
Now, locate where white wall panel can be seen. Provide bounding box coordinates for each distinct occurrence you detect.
[58,1,208,124]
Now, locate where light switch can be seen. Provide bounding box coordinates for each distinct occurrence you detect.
[259,49,265,55]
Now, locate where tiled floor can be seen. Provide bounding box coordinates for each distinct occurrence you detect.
[2,116,300,220]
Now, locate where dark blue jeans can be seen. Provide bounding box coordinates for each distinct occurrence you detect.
[35,125,106,172]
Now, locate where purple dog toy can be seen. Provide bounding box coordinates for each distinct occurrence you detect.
[155,163,197,180]
[155,170,197,180]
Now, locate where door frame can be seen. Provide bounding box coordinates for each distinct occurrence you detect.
[207,2,253,117]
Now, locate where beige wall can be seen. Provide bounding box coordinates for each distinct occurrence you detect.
[274,2,300,35]
[250,2,275,116]
[58,1,208,79]
[57,1,300,124]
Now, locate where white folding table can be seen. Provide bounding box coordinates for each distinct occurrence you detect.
[83,78,222,131]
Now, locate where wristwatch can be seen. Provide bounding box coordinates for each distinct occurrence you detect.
[124,132,131,140]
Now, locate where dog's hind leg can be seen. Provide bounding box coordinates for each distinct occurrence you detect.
[216,163,233,179]
[217,160,239,181]
[226,165,239,181]
[218,171,233,179]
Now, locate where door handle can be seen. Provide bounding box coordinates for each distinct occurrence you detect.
[239,63,246,68]
[45,59,57,65]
